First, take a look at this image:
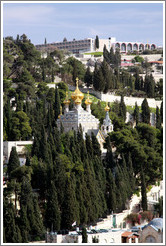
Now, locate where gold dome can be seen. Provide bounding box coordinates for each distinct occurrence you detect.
[74,98,82,105]
[105,102,110,112]
[63,91,70,105]
[85,91,92,105]
[71,77,84,101]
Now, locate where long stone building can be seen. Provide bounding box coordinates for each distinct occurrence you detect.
[36,37,157,54]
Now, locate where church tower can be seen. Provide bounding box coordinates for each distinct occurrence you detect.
[101,102,114,136]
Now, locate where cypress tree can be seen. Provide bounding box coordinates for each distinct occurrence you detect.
[54,86,60,120]
[107,169,117,213]
[45,182,61,231]
[156,106,161,129]
[119,95,126,122]
[19,205,30,243]
[109,47,115,65]
[6,98,12,140]
[7,147,20,177]
[95,35,99,49]
[141,168,147,211]
[84,66,93,87]
[141,98,150,124]
[114,48,121,68]
[82,227,88,243]
[133,102,139,125]
[91,132,101,157]
[61,178,79,230]
[103,45,110,63]
[85,133,93,158]
[127,152,135,191]
[160,101,163,123]
[76,179,88,225]
[93,68,105,92]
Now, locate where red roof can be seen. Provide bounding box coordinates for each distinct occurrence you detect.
[122,232,139,238]
[149,61,163,64]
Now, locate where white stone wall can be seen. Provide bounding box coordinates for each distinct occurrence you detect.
[3,141,33,162]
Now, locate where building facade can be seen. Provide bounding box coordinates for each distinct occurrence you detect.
[36,37,156,54]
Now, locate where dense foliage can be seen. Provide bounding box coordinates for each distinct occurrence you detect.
[3,34,163,243]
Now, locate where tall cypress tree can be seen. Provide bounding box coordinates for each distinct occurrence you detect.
[119,95,126,122]
[45,182,61,231]
[54,86,60,120]
[61,178,79,230]
[91,132,101,157]
[133,102,139,125]
[103,45,110,63]
[141,168,147,211]
[82,227,88,243]
[156,106,161,129]
[95,35,99,49]
[107,169,117,213]
[84,66,93,87]
[160,101,163,124]
[7,147,20,177]
[141,98,150,124]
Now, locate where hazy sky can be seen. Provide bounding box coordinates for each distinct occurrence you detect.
[3,2,163,46]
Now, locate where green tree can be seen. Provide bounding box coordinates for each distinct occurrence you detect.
[10,111,32,140]
[156,106,161,129]
[141,98,150,124]
[141,168,147,211]
[119,95,126,122]
[160,101,163,123]
[82,227,88,243]
[7,147,20,177]
[95,35,99,49]
[45,182,61,231]
[133,102,139,125]
[54,86,61,120]
[84,66,93,87]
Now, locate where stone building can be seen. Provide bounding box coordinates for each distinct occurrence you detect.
[139,218,163,243]
[57,78,112,150]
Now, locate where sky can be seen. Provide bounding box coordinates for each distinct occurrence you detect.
[3,2,164,46]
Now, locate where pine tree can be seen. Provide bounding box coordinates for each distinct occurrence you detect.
[141,168,147,211]
[141,98,150,124]
[44,38,47,45]
[82,227,88,243]
[7,147,20,177]
[45,181,61,231]
[133,102,139,125]
[156,106,161,129]
[54,86,60,120]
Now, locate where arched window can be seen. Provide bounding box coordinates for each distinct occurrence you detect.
[127,43,132,51]
[145,235,156,243]
[121,43,126,52]
[115,43,120,49]
[151,44,156,50]
[139,44,144,51]
[133,43,138,51]
[106,126,109,131]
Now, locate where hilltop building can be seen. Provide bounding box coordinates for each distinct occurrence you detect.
[36,37,156,54]
[56,78,113,149]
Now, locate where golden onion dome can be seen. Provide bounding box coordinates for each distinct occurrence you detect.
[105,102,110,112]
[85,91,92,105]
[71,77,84,101]
[63,91,70,105]
[74,98,82,105]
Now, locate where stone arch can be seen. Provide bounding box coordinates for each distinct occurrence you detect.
[121,43,126,52]
[139,44,144,51]
[151,44,156,50]
[115,43,120,49]
[145,235,156,243]
[133,43,138,51]
[145,44,150,49]
[127,43,132,51]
